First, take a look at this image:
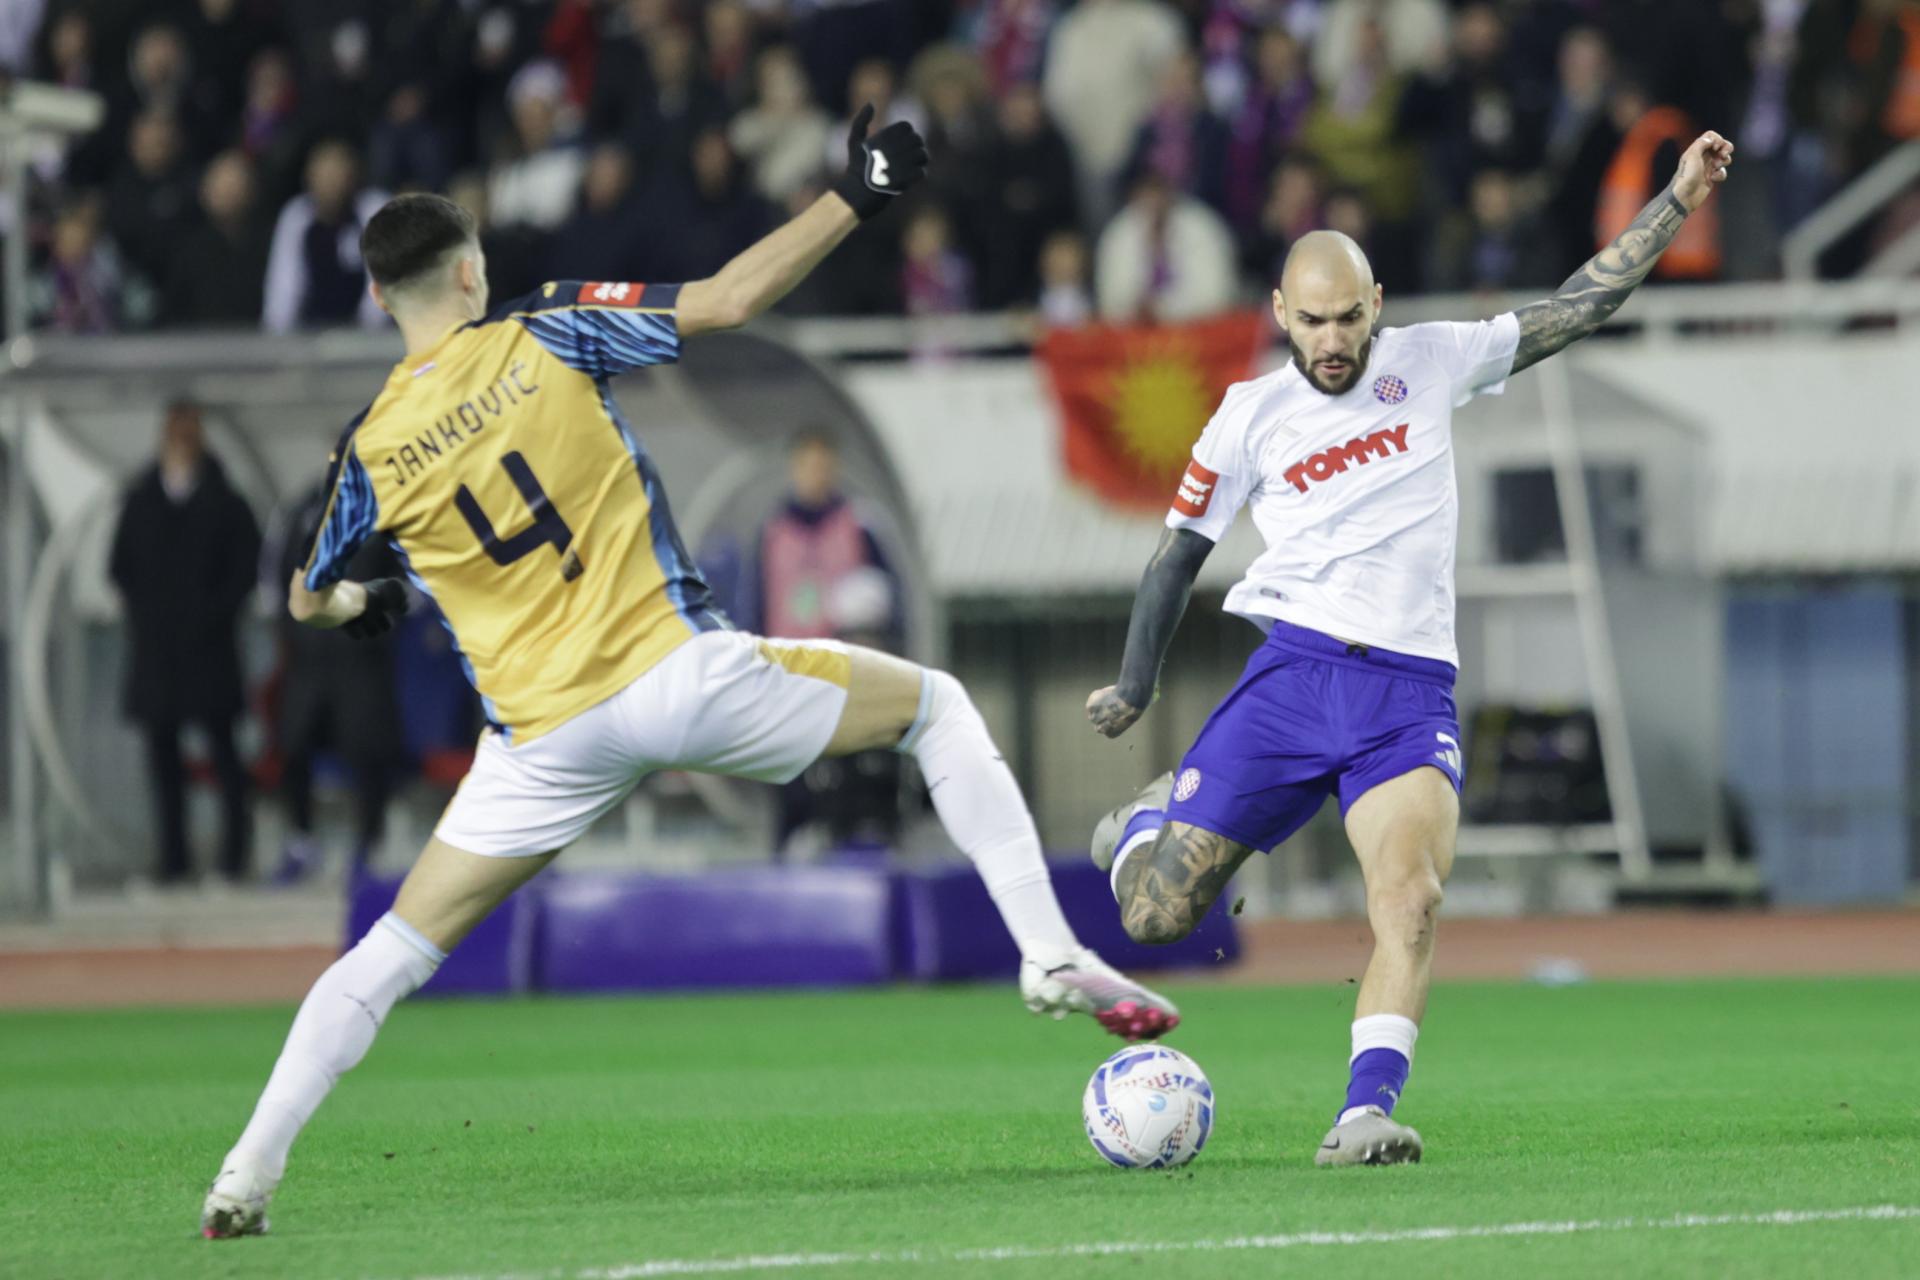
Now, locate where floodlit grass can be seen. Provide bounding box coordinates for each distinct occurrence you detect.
[4,977,1917,1278]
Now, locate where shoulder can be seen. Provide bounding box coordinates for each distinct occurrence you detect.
[323,402,378,467]
[482,280,679,324]
[1228,362,1304,415]
[1208,366,1294,440]
[336,403,375,451]
[1373,322,1448,357]
[480,280,577,324]
[1373,321,1466,373]
[1380,316,1517,354]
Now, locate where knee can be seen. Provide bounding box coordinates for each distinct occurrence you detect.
[922,668,968,716]
[1366,870,1444,950]
[896,668,965,750]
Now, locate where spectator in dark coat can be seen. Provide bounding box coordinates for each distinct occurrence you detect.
[1240,152,1325,289]
[1538,26,1621,278]
[368,83,455,194]
[1126,48,1232,214]
[1223,26,1315,240]
[111,24,219,158]
[165,149,272,327]
[261,139,388,332]
[237,46,305,212]
[1426,167,1559,293]
[108,401,262,884]
[592,22,729,179]
[32,8,114,184]
[975,82,1079,309]
[179,0,283,135]
[704,0,763,109]
[105,109,198,292]
[1398,3,1534,209]
[545,142,652,282]
[637,129,777,282]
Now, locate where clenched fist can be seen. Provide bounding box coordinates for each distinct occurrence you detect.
[1087,685,1146,739]
[1672,131,1734,213]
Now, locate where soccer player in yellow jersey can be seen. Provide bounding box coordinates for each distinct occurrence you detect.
[202,109,1178,1239]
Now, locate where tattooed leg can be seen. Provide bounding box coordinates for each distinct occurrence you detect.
[1115,821,1254,945]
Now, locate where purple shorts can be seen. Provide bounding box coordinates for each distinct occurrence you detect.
[1164,619,1462,852]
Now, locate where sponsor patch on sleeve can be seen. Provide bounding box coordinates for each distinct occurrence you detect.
[1172,460,1220,517]
[579,281,644,307]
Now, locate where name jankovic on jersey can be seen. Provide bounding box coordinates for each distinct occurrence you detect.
[383,361,541,488]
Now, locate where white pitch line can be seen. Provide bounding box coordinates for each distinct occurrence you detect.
[417,1205,1920,1280]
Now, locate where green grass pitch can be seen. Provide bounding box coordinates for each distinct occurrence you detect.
[4,977,1918,1279]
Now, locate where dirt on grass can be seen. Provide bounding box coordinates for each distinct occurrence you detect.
[1,909,1914,1009]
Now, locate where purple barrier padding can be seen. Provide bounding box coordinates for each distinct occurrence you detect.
[894,857,1239,982]
[344,871,534,997]
[537,866,893,992]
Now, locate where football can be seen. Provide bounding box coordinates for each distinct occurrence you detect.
[1081,1044,1214,1169]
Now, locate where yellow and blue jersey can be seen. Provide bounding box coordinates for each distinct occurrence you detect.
[303,280,727,743]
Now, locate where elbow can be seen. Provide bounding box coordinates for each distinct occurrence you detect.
[711,289,754,332]
[688,279,754,333]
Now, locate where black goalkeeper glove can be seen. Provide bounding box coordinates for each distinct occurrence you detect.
[832,102,929,221]
[341,578,408,640]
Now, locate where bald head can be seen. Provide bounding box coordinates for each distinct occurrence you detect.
[1280,230,1373,300]
[1275,230,1383,396]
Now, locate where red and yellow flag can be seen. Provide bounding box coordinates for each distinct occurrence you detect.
[1037,311,1269,511]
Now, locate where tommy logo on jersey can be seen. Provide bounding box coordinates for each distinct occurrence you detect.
[580,281,645,307]
[1283,423,1410,494]
[1172,460,1219,516]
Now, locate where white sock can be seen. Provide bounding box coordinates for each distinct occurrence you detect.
[222,912,442,1182]
[1337,1013,1419,1126]
[1109,828,1158,901]
[897,670,1077,956]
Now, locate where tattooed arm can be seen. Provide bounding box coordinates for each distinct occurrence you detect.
[1086,527,1215,738]
[1511,130,1734,376]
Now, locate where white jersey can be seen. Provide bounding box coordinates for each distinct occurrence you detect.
[1167,314,1521,666]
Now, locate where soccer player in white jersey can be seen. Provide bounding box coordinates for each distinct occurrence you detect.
[1086,131,1736,1165]
[202,109,1176,1239]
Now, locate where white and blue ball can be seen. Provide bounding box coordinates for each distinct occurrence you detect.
[1081,1044,1213,1169]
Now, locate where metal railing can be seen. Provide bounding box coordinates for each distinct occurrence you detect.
[1781,139,1920,280]
[770,280,1920,361]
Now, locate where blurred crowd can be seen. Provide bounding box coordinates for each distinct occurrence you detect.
[104,400,905,884]
[5,0,1920,336]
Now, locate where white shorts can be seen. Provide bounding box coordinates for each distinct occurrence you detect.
[435,630,852,857]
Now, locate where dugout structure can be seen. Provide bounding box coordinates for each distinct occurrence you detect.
[0,328,934,915]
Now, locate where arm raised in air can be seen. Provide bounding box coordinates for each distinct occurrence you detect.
[1510,130,1734,376]
[677,105,928,336]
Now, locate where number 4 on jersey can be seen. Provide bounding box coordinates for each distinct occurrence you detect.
[455,452,583,582]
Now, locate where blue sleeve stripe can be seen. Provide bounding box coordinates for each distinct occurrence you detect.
[303,448,378,590]
[518,306,678,380]
[520,314,597,375]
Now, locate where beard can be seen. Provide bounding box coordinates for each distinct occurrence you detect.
[1290,333,1374,396]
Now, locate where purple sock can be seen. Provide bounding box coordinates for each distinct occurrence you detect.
[1118,807,1164,851]
[1344,1048,1410,1118]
